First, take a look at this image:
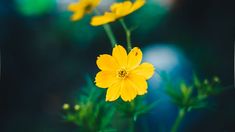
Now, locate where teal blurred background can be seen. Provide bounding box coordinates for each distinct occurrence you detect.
[0,0,234,131]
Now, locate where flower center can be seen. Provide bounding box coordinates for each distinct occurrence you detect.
[84,4,93,12]
[117,69,128,78]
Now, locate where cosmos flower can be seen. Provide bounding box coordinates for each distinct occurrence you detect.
[68,0,100,21]
[95,45,154,102]
[91,0,145,26]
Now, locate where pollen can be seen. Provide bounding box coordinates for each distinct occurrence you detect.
[118,69,128,78]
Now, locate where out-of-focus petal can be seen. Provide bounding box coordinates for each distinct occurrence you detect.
[71,10,85,21]
[91,12,116,26]
[130,0,145,13]
[91,0,101,7]
[68,3,82,11]
[110,3,123,12]
[115,1,132,17]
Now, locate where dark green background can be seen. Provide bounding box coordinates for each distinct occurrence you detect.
[1,0,234,131]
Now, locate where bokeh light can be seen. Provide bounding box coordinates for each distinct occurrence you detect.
[15,0,55,16]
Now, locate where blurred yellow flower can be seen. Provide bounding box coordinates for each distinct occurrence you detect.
[74,104,80,111]
[68,0,100,21]
[213,76,220,83]
[63,103,70,110]
[91,0,145,26]
[95,45,154,102]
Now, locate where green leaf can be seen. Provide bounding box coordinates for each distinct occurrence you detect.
[180,81,188,96]
[165,86,182,105]
[190,101,208,110]
[193,74,201,88]
[101,107,116,129]
[134,100,159,121]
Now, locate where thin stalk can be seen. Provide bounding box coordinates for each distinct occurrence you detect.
[119,19,132,52]
[129,119,135,132]
[103,24,117,47]
[94,9,117,47]
[171,108,186,132]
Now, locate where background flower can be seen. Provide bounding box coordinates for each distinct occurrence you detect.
[91,0,145,26]
[68,0,100,21]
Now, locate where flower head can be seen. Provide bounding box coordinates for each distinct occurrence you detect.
[213,76,220,83]
[74,104,80,111]
[91,0,145,26]
[95,45,154,102]
[63,103,70,110]
[68,0,100,21]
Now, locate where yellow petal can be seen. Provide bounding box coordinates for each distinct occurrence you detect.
[115,1,132,17]
[91,0,101,7]
[68,3,82,11]
[106,81,122,101]
[120,79,137,102]
[95,71,118,88]
[127,47,142,70]
[130,0,145,13]
[132,62,154,79]
[112,45,128,68]
[71,11,85,21]
[96,54,119,71]
[128,74,148,95]
[110,3,123,12]
[90,12,116,26]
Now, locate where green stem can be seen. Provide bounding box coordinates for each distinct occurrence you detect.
[94,9,116,47]
[129,119,135,132]
[171,108,186,132]
[103,24,117,47]
[119,19,132,52]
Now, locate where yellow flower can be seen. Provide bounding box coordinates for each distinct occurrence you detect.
[62,103,70,110]
[68,0,100,21]
[74,104,80,111]
[95,45,154,102]
[213,76,220,83]
[91,0,145,26]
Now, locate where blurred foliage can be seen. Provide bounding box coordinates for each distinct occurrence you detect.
[163,73,222,111]
[61,73,225,132]
[161,73,223,132]
[15,0,55,16]
[61,71,225,131]
[117,96,159,122]
[62,76,158,132]
[62,76,115,132]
